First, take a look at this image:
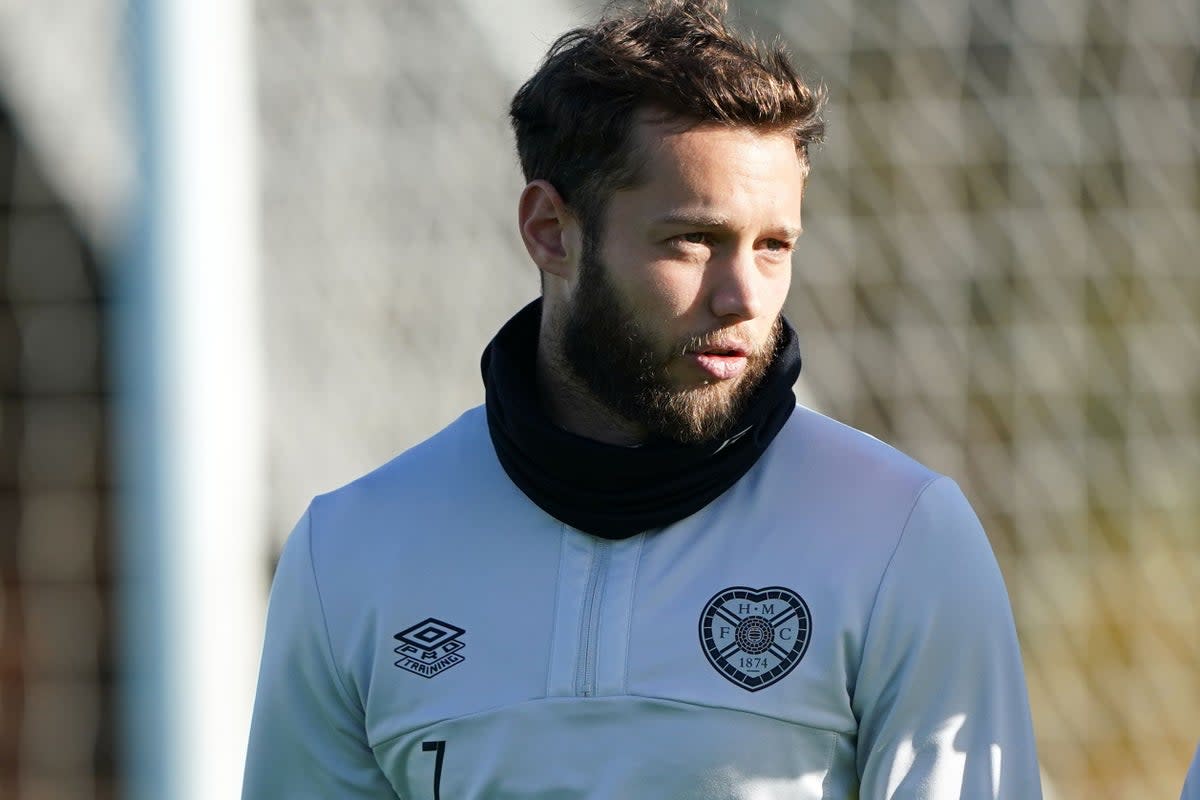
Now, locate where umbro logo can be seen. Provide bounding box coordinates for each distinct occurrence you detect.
[393,617,466,679]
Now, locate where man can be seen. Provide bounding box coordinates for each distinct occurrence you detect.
[243,2,1042,797]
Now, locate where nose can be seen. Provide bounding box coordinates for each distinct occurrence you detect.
[708,246,763,322]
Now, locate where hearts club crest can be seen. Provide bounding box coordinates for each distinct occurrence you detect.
[699,586,811,691]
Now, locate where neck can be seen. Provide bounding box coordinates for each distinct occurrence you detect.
[481,298,802,538]
[536,316,648,447]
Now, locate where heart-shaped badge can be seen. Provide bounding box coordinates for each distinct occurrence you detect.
[699,586,811,691]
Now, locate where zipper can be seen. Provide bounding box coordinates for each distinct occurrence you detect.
[574,539,611,697]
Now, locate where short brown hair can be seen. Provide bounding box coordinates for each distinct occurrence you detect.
[509,0,826,231]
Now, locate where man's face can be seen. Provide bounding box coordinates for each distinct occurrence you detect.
[559,120,805,443]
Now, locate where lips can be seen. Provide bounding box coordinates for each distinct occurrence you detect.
[686,343,749,380]
[682,335,752,381]
[692,353,747,380]
[698,345,747,357]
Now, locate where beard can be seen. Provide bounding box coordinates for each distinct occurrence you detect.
[558,235,782,445]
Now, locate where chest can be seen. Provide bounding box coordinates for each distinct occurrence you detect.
[346,510,889,799]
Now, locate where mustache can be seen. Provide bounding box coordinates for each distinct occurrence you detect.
[675,317,782,359]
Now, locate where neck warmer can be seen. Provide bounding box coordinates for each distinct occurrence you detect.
[481,299,801,539]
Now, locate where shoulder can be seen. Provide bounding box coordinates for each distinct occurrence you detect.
[743,405,991,584]
[301,405,517,558]
[760,403,943,514]
[313,405,492,513]
[780,404,937,480]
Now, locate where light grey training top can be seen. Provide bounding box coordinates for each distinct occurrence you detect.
[243,404,1042,799]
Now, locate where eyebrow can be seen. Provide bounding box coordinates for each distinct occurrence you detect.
[653,211,803,239]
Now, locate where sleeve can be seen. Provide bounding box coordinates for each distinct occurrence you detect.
[1182,742,1200,800]
[853,477,1042,800]
[242,506,399,799]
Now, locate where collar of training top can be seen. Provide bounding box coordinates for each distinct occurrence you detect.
[481,298,801,539]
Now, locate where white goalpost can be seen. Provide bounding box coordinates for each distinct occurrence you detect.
[120,0,265,797]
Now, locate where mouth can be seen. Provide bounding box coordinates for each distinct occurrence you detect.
[697,346,748,357]
[686,343,750,381]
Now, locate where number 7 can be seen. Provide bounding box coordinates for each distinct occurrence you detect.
[421,740,446,800]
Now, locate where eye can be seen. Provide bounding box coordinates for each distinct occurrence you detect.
[678,232,712,246]
[762,238,793,252]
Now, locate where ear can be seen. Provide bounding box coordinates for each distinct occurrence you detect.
[518,180,580,282]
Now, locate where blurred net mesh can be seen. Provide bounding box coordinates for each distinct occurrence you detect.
[766,1,1199,796]
[1,109,116,799]
[258,1,1199,798]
